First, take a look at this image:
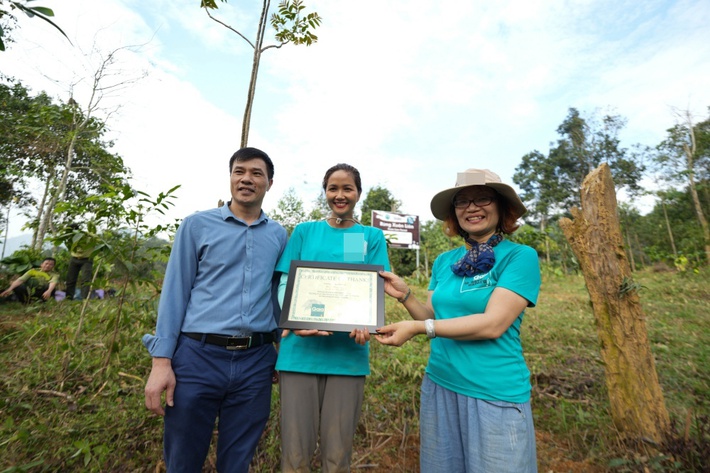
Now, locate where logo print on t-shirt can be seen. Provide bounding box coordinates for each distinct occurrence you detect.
[460,271,492,293]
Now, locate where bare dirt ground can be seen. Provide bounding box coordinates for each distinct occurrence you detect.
[350,430,605,473]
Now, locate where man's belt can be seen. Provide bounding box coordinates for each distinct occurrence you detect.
[182,332,276,350]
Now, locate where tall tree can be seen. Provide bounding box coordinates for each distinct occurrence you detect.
[201,0,321,147]
[358,186,419,274]
[359,186,400,226]
[636,184,708,267]
[0,77,44,220]
[655,107,710,263]
[515,108,645,214]
[513,108,646,267]
[551,108,645,209]
[513,150,566,263]
[27,45,144,249]
[270,186,306,235]
[306,192,329,221]
[419,219,459,276]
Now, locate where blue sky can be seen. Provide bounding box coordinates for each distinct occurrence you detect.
[3,0,710,240]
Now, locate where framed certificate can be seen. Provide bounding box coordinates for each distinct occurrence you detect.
[279,260,385,333]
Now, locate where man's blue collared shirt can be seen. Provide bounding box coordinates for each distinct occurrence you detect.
[142,204,287,358]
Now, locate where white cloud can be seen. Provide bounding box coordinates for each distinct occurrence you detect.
[3,0,710,241]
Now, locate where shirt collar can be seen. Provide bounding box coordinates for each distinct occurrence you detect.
[220,202,267,225]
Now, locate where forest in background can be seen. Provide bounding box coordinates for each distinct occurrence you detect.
[2,72,709,280]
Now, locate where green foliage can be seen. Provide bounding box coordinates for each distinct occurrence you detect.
[627,183,708,267]
[655,110,710,187]
[0,76,49,212]
[270,187,307,235]
[508,223,544,248]
[618,276,645,296]
[360,185,400,226]
[202,0,322,48]
[507,106,708,271]
[0,75,133,245]
[271,0,322,46]
[47,183,179,370]
[514,150,568,219]
[306,192,329,221]
[419,219,459,273]
[388,247,417,277]
[200,0,323,46]
[513,107,646,218]
[388,218,460,278]
[0,0,70,52]
[0,247,45,274]
[199,0,321,147]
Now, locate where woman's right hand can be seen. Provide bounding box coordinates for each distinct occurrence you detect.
[374,320,422,347]
[378,270,410,301]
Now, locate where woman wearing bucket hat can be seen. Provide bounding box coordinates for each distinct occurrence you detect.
[375,169,541,472]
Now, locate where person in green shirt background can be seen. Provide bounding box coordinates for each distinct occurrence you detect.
[65,224,95,300]
[1,257,59,303]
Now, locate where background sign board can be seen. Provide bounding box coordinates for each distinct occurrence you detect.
[371,210,420,249]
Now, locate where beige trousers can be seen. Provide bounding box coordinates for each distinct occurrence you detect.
[279,372,365,473]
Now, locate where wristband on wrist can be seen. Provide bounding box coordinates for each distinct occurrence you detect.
[425,318,436,339]
[397,288,411,304]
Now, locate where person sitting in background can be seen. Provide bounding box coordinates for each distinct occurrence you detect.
[1,257,59,303]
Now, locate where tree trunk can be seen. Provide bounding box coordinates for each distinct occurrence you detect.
[661,199,678,258]
[35,131,79,249]
[2,199,12,259]
[240,0,270,148]
[684,144,710,262]
[31,166,54,250]
[559,163,669,443]
[541,215,550,265]
[680,110,710,263]
[625,227,636,272]
[634,233,648,267]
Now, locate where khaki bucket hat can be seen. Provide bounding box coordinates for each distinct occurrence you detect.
[429,169,527,221]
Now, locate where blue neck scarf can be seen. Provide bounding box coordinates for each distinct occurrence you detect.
[451,233,503,277]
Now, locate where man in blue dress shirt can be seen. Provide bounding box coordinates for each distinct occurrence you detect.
[143,147,288,472]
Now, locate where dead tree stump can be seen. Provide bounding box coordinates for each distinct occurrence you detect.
[559,163,669,444]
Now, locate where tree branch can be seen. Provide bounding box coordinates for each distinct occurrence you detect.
[204,8,255,49]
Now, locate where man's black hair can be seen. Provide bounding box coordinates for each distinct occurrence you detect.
[228,147,274,180]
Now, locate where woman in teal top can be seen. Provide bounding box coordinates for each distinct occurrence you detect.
[276,163,391,472]
[376,169,541,473]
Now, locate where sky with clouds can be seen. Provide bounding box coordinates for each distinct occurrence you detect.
[3,0,710,239]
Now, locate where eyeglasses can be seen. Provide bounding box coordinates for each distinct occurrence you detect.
[452,196,496,209]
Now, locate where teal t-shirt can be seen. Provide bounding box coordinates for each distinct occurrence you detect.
[426,239,540,403]
[275,221,391,376]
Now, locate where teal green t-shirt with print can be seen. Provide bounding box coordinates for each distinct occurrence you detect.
[275,221,391,376]
[426,239,540,403]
